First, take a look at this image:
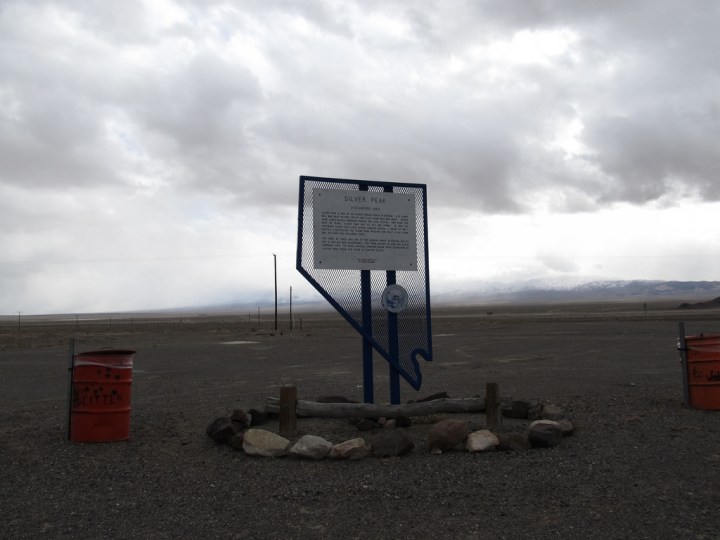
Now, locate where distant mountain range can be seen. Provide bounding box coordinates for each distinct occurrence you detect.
[433,279,720,306]
[161,279,720,315]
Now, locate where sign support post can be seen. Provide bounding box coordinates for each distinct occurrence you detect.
[387,268,401,404]
[361,268,374,404]
[359,183,374,403]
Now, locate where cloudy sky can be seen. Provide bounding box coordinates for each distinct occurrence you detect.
[1,0,719,315]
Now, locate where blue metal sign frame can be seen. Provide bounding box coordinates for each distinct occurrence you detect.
[296,175,433,404]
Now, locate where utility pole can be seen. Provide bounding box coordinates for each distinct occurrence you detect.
[290,286,293,332]
[273,253,278,331]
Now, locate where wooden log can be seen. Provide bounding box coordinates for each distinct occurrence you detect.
[265,397,486,418]
[486,382,499,430]
[278,385,297,436]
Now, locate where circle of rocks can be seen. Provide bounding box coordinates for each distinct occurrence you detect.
[206,398,575,460]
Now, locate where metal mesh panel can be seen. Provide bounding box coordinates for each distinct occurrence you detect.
[297,176,432,389]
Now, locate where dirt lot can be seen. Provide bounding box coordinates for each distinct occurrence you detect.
[2,303,720,539]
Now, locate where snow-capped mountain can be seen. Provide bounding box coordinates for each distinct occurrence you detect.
[433,278,720,305]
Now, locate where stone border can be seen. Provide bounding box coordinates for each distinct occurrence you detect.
[206,399,575,460]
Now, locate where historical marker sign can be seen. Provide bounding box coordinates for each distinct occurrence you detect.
[297,176,433,404]
[313,188,417,271]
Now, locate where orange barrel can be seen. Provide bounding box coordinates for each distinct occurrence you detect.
[684,334,720,410]
[70,350,135,442]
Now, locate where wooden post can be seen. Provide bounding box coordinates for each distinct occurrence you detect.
[486,382,499,430]
[66,338,76,440]
[678,322,690,407]
[279,385,297,436]
[273,253,278,332]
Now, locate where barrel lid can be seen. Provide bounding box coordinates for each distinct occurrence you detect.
[76,349,137,356]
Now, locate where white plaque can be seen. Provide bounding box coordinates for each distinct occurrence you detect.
[313,188,418,270]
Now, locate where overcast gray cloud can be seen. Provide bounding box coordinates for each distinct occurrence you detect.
[1,0,719,314]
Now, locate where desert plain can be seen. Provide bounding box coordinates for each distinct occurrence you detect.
[2,301,720,539]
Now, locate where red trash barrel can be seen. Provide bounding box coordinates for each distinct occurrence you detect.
[70,350,135,442]
[684,334,720,410]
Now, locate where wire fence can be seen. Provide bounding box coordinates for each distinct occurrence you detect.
[0,308,348,334]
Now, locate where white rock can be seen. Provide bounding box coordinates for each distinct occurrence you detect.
[329,438,371,460]
[242,429,291,457]
[289,435,333,460]
[466,429,500,452]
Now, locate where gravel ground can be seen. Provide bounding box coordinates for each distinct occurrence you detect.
[2,305,720,539]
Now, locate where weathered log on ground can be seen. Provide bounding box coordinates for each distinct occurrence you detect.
[264,397,486,418]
